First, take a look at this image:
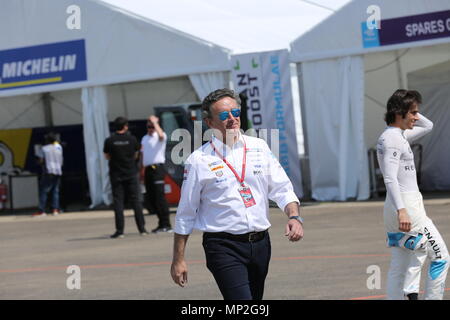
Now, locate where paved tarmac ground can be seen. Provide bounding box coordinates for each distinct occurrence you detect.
[1,198,449,300]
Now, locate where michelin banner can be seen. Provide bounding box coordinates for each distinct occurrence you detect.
[0,39,87,92]
[231,50,303,198]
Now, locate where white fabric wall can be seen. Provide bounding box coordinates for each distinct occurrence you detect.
[51,89,83,125]
[0,76,198,129]
[300,55,370,201]
[81,86,111,207]
[189,72,230,100]
[408,60,450,191]
[0,94,45,129]
[364,43,450,149]
[107,76,199,121]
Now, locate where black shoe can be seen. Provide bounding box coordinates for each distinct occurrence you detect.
[407,293,419,300]
[151,227,174,234]
[110,232,124,239]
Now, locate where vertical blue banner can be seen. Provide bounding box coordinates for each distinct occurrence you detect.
[361,22,380,48]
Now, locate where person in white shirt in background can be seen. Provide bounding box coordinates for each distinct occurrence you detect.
[377,89,449,300]
[170,88,304,300]
[140,115,173,233]
[34,132,63,217]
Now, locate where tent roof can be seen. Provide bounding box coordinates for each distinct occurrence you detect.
[99,0,351,54]
[0,0,230,97]
[290,0,450,62]
[0,0,353,97]
[0,0,352,97]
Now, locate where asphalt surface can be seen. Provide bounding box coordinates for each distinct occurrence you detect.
[1,198,449,300]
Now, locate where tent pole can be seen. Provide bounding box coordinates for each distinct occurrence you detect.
[120,85,129,118]
[297,63,312,200]
[42,92,54,127]
[395,50,405,89]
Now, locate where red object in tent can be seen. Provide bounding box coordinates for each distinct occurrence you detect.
[0,182,7,203]
[164,174,180,205]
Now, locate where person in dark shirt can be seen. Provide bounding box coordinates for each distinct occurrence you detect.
[104,117,148,238]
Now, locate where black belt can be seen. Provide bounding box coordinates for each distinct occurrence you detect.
[203,230,267,243]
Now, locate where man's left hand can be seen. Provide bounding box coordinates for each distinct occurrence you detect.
[285,219,304,242]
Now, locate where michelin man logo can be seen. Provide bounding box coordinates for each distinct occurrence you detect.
[0,142,15,174]
[0,142,24,176]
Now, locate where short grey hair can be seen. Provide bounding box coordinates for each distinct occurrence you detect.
[201,88,241,119]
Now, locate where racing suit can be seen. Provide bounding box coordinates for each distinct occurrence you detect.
[377,114,449,299]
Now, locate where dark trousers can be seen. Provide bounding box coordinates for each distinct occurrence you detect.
[202,232,271,300]
[144,165,171,228]
[110,174,146,233]
[39,174,61,212]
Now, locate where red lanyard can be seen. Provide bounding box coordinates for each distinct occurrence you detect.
[210,137,247,186]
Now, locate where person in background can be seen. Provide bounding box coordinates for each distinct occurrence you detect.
[140,115,173,233]
[34,132,63,217]
[104,117,148,238]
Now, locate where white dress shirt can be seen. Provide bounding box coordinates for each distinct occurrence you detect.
[175,134,299,235]
[141,132,167,166]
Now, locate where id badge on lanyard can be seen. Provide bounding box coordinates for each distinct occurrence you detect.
[211,138,256,208]
[238,184,256,208]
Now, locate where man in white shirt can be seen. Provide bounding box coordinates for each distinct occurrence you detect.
[34,132,63,217]
[140,115,172,233]
[170,88,304,300]
[377,89,449,300]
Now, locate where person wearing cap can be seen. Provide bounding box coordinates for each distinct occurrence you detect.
[140,115,173,233]
[104,117,148,238]
[170,88,304,300]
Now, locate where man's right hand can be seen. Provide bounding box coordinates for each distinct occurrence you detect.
[149,115,159,125]
[397,208,412,232]
[171,259,188,287]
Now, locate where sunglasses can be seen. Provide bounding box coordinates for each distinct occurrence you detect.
[218,108,241,121]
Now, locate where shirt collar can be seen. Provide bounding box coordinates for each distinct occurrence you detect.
[211,132,244,149]
[387,125,406,138]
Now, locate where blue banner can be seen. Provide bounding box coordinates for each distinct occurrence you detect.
[0,39,87,91]
[361,23,380,48]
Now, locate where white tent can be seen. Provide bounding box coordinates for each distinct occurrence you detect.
[408,60,450,191]
[290,0,450,201]
[0,0,231,206]
[0,0,351,205]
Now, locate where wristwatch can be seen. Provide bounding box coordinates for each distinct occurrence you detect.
[289,216,304,224]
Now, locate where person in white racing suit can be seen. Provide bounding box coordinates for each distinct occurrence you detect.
[377,89,449,300]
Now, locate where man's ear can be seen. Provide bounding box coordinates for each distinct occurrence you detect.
[204,117,212,128]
